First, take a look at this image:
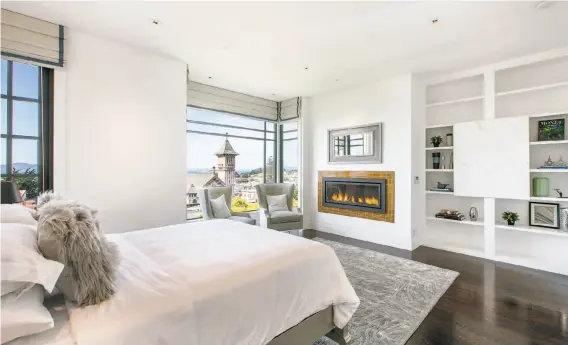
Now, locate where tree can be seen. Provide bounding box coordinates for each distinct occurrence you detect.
[232,196,248,211]
[12,168,39,199]
[293,185,298,202]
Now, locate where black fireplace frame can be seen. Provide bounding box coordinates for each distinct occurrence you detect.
[322,177,387,214]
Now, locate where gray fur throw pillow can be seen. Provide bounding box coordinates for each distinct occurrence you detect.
[35,193,120,307]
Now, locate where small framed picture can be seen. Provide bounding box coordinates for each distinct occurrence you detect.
[529,202,560,229]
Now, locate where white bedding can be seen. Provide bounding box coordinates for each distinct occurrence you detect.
[7,295,74,345]
[67,220,359,345]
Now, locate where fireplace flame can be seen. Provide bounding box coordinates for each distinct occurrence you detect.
[330,191,379,205]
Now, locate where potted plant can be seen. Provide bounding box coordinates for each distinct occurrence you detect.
[502,211,520,226]
[430,135,443,147]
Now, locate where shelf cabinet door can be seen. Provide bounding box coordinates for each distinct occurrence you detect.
[454,117,529,199]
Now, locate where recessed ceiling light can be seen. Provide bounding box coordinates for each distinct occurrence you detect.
[431,18,439,24]
[151,19,161,26]
[336,79,339,82]
[304,67,309,70]
[208,76,212,79]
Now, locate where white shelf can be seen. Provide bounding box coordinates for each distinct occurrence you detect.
[495,224,568,238]
[425,169,454,172]
[425,191,455,195]
[425,146,453,151]
[529,169,568,173]
[530,140,568,146]
[529,196,568,203]
[495,81,568,97]
[425,124,454,129]
[426,96,483,108]
[426,216,484,226]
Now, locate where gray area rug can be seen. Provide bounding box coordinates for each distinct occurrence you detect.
[313,238,459,345]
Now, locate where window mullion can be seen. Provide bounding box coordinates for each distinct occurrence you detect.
[6,61,13,179]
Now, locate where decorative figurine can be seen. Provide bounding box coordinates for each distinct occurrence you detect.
[449,152,454,170]
[441,155,446,170]
[539,154,568,169]
[469,207,478,221]
[555,189,565,198]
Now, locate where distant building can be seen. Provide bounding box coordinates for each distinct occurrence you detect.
[186,136,239,207]
[215,136,239,186]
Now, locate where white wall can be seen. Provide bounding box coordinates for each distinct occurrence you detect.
[54,30,187,233]
[303,75,417,250]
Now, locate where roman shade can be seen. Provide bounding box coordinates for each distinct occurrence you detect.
[1,9,65,67]
[187,81,278,121]
[279,97,301,121]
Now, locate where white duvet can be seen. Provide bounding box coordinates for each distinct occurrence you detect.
[67,220,359,345]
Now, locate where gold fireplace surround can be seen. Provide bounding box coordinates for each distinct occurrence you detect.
[318,171,395,223]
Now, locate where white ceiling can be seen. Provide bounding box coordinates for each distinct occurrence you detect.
[3,1,568,100]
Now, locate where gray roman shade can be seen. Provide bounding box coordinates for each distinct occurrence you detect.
[279,97,301,121]
[187,80,278,121]
[1,9,65,67]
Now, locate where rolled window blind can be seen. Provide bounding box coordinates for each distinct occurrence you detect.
[187,81,278,121]
[1,9,64,67]
[279,97,301,121]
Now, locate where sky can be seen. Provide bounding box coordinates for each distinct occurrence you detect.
[1,59,41,169]
[187,108,298,172]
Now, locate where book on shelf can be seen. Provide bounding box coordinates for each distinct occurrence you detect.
[537,166,568,169]
[429,188,453,192]
[435,209,466,221]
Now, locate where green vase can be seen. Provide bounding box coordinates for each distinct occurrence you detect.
[532,177,549,197]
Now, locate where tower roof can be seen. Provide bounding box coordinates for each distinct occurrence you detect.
[216,136,239,156]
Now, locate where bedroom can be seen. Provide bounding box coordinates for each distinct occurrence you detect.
[1,1,568,345]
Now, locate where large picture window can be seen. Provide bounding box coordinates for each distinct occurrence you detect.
[1,59,53,202]
[186,107,277,219]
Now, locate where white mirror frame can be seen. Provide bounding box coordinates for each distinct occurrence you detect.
[328,123,382,164]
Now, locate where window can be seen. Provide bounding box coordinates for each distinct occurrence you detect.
[1,59,53,202]
[280,121,299,206]
[186,107,276,219]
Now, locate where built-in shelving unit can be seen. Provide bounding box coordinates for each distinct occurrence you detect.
[421,52,568,276]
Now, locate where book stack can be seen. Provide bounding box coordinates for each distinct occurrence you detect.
[429,188,453,193]
[435,209,465,221]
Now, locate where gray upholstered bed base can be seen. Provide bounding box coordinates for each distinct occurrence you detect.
[266,306,350,345]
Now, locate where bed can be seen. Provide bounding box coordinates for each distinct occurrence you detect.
[9,219,359,345]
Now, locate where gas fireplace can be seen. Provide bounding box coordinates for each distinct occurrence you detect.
[322,177,386,214]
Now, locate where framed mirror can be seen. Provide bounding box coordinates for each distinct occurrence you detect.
[328,123,382,164]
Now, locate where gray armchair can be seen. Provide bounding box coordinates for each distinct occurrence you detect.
[198,186,255,225]
[255,183,303,231]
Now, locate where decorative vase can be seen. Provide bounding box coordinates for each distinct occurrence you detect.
[446,133,453,146]
[449,152,454,169]
[507,220,515,226]
[532,177,549,197]
[432,152,441,169]
[469,207,478,221]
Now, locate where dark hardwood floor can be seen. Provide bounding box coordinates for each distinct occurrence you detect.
[309,231,568,345]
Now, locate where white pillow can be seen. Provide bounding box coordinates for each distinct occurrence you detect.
[1,285,54,343]
[1,223,63,296]
[0,204,37,226]
[210,195,231,219]
[266,194,289,215]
